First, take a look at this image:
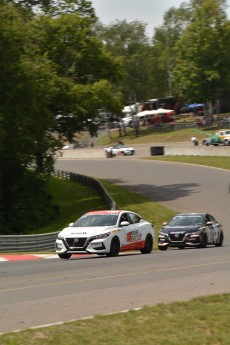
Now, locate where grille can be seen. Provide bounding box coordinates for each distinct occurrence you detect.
[168,233,185,242]
[65,237,88,248]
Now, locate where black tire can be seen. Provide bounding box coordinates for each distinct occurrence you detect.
[199,233,208,248]
[215,231,224,247]
[106,237,120,257]
[58,253,72,259]
[158,245,168,251]
[140,234,153,254]
[178,245,185,249]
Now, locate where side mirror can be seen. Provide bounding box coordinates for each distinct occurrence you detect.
[206,221,213,225]
[163,222,167,226]
[69,222,74,227]
[120,221,130,226]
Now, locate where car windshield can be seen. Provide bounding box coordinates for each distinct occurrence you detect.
[167,215,203,226]
[73,214,119,227]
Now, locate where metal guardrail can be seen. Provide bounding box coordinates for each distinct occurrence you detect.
[0,232,59,253]
[0,170,116,253]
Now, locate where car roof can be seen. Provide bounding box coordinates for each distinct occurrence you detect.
[85,210,134,215]
[175,213,206,217]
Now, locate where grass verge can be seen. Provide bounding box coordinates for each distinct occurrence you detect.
[1,294,230,344]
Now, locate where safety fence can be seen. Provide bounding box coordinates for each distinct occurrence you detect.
[0,170,116,253]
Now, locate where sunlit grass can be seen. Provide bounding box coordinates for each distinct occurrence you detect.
[1,294,230,344]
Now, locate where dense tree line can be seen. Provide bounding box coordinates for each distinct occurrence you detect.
[0,0,122,233]
[0,0,229,234]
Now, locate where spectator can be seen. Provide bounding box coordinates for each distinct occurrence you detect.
[191,136,198,146]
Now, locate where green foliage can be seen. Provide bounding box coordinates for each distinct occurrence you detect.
[173,0,230,103]
[0,1,123,234]
[95,20,154,102]
[32,176,107,234]
[1,0,230,235]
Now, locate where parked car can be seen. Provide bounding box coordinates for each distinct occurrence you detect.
[104,144,135,156]
[215,129,230,145]
[158,213,224,251]
[56,210,154,258]
[202,129,230,146]
[202,135,222,146]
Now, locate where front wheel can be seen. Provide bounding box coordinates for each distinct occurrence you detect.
[140,234,153,254]
[199,233,208,248]
[178,245,185,249]
[58,253,72,259]
[158,245,168,251]
[215,231,224,247]
[106,237,120,257]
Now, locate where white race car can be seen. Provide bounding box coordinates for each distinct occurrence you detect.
[104,144,135,156]
[56,210,154,258]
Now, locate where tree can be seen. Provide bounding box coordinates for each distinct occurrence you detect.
[0,2,62,233]
[150,3,192,98]
[0,1,123,233]
[33,13,123,140]
[172,0,230,111]
[95,20,154,103]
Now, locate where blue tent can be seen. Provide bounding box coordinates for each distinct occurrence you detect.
[187,103,204,108]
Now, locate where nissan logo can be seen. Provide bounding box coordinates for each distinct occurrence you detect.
[74,238,79,244]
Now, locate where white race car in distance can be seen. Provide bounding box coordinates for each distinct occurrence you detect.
[56,210,154,258]
[104,144,135,156]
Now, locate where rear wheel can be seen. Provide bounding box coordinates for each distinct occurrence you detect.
[215,231,224,247]
[140,234,153,254]
[58,253,72,259]
[106,237,120,257]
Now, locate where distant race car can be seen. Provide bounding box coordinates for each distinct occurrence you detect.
[56,210,154,258]
[104,144,135,156]
[158,213,224,251]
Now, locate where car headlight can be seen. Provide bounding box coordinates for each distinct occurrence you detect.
[91,232,111,240]
[57,234,64,240]
[187,231,200,237]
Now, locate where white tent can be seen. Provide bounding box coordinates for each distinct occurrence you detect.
[136,110,157,117]
[154,108,174,114]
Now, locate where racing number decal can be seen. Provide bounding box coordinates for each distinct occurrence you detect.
[127,230,141,242]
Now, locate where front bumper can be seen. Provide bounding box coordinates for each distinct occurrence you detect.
[158,233,202,247]
[55,237,111,254]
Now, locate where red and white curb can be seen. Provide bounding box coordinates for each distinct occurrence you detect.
[0,252,139,262]
[0,254,58,262]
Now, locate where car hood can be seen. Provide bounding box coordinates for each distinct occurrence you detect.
[59,225,116,237]
[160,225,202,234]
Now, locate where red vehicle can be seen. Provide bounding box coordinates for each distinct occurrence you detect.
[137,108,175,125]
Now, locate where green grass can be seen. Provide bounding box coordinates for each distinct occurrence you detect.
[1,294,230,344]
[31,177,107,234]
[97,124,220,146]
